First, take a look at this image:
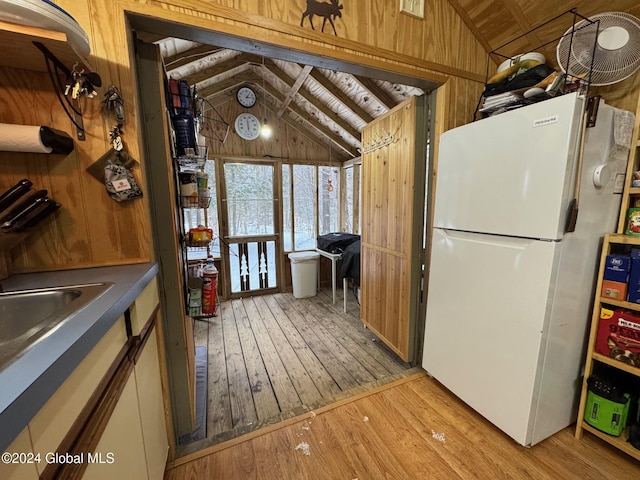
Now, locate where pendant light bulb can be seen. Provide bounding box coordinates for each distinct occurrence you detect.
[260,118,272,139]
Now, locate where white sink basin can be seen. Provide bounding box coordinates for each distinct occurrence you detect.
[0,283,113,370]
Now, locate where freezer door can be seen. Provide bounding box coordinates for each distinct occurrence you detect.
[422,228,560,446]
[434,92,584,240]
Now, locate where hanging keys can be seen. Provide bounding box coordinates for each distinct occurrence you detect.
[64,65,102,100]
[110,125,124,152]
[102,86,125,125]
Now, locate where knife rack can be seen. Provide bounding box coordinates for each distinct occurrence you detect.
[0,185,60,252]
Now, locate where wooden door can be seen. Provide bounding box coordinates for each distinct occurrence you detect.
[361,95,428,362]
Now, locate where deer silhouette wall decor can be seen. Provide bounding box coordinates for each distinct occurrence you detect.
[300,0,344,36]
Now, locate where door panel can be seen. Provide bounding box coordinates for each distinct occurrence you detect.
[433,93,583,240]
[221,162,279,296]
[422,228,558,445]
[361,95,428,362]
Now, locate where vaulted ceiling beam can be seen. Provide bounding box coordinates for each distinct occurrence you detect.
[163,44,224,71]
[446,0,495,59]
[307,69,374,124]
[265,60,361,143]
[277,65,314,118]
[258,81,358,158]
[178,53,260,85]
[197,72,262,99]
[353,75,395,111]
[499,0,542,53]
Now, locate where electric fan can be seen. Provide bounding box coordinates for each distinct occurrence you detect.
[556,11,640,86]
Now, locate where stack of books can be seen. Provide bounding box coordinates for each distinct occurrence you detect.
[479,92,522,113]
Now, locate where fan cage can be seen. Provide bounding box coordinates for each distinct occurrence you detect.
[557,12,640,86]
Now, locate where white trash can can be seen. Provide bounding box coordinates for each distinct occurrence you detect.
[288,251,320,298]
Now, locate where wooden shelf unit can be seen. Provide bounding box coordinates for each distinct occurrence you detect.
[0,19,90,72]
[575,235,640,460]
[576,83,640,461]
[616,94,640,233]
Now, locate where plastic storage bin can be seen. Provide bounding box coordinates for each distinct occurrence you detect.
[289,251,320,298]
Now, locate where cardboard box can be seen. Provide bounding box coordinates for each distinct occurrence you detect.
[626,208,640,236]
[595,307,640,368]
[628,248,640,304]
[602,280,628,300]
[604,254,630,283]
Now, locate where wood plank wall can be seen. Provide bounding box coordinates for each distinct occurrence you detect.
[205,101,330,162]
[0,66,152,273]
[0,0,505,279]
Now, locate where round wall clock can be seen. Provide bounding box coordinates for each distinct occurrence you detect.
[234,113,261,140]
[236,86,257,108]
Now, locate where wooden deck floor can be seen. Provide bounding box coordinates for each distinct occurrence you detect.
[166,372,640,479]
[184,288,413,453]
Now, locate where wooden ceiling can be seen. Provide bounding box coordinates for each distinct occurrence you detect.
[158,38,424,160]
[156,2,640,160]
[450,1,640,61]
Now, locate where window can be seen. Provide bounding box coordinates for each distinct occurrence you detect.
[293,165,316,250]
[318,166,339,235]
[341,163,361,234]
[343,166,353,233]
[282,163,339,252]
[224,163,274,236]
[282,164,292,251]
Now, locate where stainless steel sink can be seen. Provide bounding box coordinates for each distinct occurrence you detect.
[0,283,113,370]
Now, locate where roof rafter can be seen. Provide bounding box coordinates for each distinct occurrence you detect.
[307,69,375,123]
[277,65,314,118]
[258,81,357,158]
[266,60,361,143]
[353,75,396,111]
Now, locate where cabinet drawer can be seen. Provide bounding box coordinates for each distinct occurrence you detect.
[29,316,128,475]
[129,278,159,335]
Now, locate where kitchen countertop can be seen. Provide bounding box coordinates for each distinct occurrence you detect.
[0,262,158,452]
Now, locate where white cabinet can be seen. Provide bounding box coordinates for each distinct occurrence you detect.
[134,323,170,480]
[82,373,148,480]
[29,316,128,476]
[0,428,39,480]
[0,275,169,479]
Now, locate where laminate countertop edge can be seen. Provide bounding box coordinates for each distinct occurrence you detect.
[0,262,159,452]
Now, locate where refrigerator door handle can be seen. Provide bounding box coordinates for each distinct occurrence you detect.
[439,229,544,250]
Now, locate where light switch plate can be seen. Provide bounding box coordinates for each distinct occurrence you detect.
[400,0,424,18]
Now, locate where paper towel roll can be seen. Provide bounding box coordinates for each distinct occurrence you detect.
[0,123,52,153]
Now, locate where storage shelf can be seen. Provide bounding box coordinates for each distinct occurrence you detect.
[0,20,90,72]
[579,422,640,461]
[180,195,211,209]
[630,187,640,195]
[591,352,640,378]
[599,297,640,312]
[605,233,640,246]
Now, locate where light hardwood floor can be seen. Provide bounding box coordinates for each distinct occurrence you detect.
[184,288,413,452]
[165,372,640,479]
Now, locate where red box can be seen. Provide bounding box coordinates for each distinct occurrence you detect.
[595,307,640,368]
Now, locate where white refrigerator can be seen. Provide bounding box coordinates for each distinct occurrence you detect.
[422,92,634,446]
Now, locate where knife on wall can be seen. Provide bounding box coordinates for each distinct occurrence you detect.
[0,179,33,213]
[13,199,60,232]
[0,189,48,224]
